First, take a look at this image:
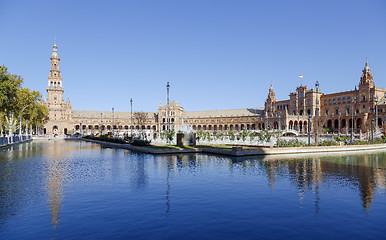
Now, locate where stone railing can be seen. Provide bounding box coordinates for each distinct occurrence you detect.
[0,135,32,146]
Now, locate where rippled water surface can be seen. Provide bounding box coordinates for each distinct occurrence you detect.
[0,140,385,240]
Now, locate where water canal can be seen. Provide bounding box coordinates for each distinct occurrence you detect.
[0,140,385,240]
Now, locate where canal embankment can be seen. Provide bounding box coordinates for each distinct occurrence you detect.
[70,138,386,157]
[0,136,32,149]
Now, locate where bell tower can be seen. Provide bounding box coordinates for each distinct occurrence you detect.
[47,44,64,105]
[265,84,277,116]
[44,43,72,136]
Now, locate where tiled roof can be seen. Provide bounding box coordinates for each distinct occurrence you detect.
[72,110,155,119]
[182,108,264,118]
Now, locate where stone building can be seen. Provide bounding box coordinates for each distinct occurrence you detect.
[43,44,386,136]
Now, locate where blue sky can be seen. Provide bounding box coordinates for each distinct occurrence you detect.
[1,0,385,112]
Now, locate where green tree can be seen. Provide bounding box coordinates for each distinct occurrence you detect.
[0,65,48,134]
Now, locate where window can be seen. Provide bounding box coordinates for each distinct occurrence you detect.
[333,99,336,104]
[343,98,346,103]
[329,99,332,105]
[338,98,341,104]
[348,97,351,103]
[363,96,365,102]
[335,108,339,114]
[324,100,327,105]
[363,105,365,109]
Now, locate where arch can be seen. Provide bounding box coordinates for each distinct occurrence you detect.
[304,121,308,132]
[203,125,207,130]
[152,125,156,131]
[147,125,151,130]
[193,125,197,130]
[101,125,105,130]
[349,119,353,129]
[214,125,217,131]
[124,125,129,130]
[378,118,383,127]
[94,125,99,130]
[273,121,278,129]
[136,125,140,130]
[218,125,222,131]
[230,124,234,130]
[208,125,212,130]
[118,125,123,130]
[294,121,298,131]
[107,125,111,130]
[251,124,256,130]
[262,123,265,129]
[247,124,250,130]
[300,110,304,116]
[198,125,201,130]
[224,125,228,130]
[141,125,145,130]
[258,123,261,130]
[82,125,86,130]
[334,119,339,130]
[88,125,93,130]
[327,120,332,130]
[299,121,303,132]
[289,121,293,130]
[241,124,245,130]
[235,124,239,130]
[356,118,362,129]
[75,125,80,130]
[341,119,346,128]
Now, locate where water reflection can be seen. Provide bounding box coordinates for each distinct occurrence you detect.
[0,141,385,239]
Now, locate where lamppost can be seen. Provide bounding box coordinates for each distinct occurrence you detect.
[371,119,374,144]
[314,81,320,144]
[166,82,170,143]
[130,98,133,137]
[112,107,115,137]
[308,114,311,146]
[100,113,103,135]
[338,108,340,137]
[351,96,354,142]
[375,96,378,130]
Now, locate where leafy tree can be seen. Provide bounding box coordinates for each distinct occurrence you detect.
[0,65,48,134]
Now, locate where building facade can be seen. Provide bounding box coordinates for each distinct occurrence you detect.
[43,44,386,136]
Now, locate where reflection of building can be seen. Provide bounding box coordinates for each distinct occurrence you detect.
[264,154,386,211]
[43,44,386,136]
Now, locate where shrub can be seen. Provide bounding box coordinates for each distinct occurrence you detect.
[334,136,349,142]
[277,139,306,147]
[318,140,339,146]
[131,139,151,146]
[228,131,235,141]
[241,129,248,141]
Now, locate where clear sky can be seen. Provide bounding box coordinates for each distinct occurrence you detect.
[1,0,385,112]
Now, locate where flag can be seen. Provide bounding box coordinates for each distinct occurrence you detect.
[299,75,303,79]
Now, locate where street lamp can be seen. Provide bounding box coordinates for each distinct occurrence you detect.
[338,108,340,137]
[167,82,170,131]
[351,96,354,142]
[130,98,133,137]
[371,119,374,144]
[308,114,311,146]
[375,96,378,129]
[112,107,115,137]
[315,81,319,145]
